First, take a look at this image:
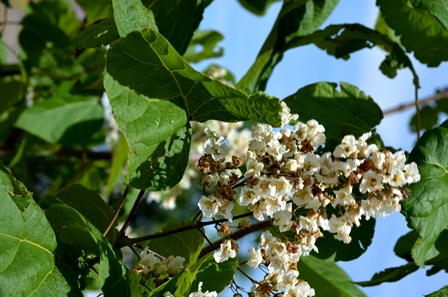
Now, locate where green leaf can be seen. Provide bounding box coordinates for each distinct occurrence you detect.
[299,255,366,297]
[355,262,419,287]
[15,94,104,145]
[105,28,282,189]
[149,0,205,55]
[374,13,402,49]
[0,163,73,296]
[283,82,383,141]
[237,0,281,15]
[76,0,110,24]
[313,216,375,261]
[45,203,130,296]
[77,17,120,49]
[55,184,117,241]
[112,0,158,38]
[410,105,439,132]
[237,0,340,93]
[377,0,448,66]
[104,74,191,190]
[147,221,204,268]
[401,123,448,267]
[191,254,238,294]
[106,28,283,125]
[183,30,224,63]
[425,286,448,297]
[394,230,419,261]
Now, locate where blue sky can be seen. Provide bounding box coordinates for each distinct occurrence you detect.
[196,1,448,296]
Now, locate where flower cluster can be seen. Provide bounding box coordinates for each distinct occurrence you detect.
[163,282,217,297]
[196,116,420,296]
[133,250,185,279]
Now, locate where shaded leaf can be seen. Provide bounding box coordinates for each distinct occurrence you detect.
[284,82,383,141]
[112,0,158,38]
[77,17,120,49]
[237,0,340,93]
[410,105,439,132]
[45,203,130,296]
[313,216,375,261]
[355,262,418,287]
[394,230,419,261]
[374,13,402,49]
[299,255,366,297]
[401,122,448,267]
[149,0,205,55]
[56,184,117,241]
[238,0,281,15]
[147,221,204,268]
[191,254,238,294]
[0,163,73,296]
[15,94,104,145]
[183,30,224,63]
[377,0,448,66]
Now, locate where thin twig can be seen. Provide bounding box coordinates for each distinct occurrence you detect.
[103,185,130,237]
[118,189,145,239]
[199,220,271,258]
[116,211,256,249]
[383,90,448,116]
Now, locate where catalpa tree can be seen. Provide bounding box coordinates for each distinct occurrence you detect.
[0,0,448,296]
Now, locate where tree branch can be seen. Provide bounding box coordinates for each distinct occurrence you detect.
[383,89,448,116]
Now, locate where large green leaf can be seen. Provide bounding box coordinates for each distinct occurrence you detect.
[401,122,448,267]
[237,0,340,93]
[55,184,117,241]
[112,0,158,38]
[45,203,130,296]
[106,28,282,124]
[299,255,366,297]
[148,0,205,55]
[377,0,448,66]
[15,94,104,145]
[283,82,383,141]
[104,74,192,190]
[105,27,282,189]
[0,164,74,296]
[238,0,281,15]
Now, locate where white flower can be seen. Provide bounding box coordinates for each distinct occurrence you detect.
[247,247,263,268]
[303,153,320,175]
[333,185,355,207]
[387,167,406,187]
[189,282,217,297]
[360,171,383,193]
[164,255,185,275]
[329,214,352,244]
[273,210,293,232]
[280,101,299,127]
[403,162,420,184]
[163,292,174,297]
[334,135,358,158]
[198,195,221,218]
[214,240,237,263]
[203,128,231,162]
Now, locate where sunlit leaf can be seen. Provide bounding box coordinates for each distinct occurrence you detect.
[401,121,448,267]
[377,0,448,66]
[0,163,74,296]
[425,286,448,297]
[112,0,157,38]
